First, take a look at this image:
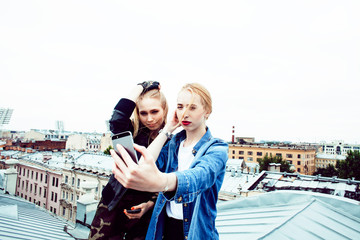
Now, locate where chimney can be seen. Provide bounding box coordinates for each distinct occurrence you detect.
[232,126,235,144]
[4,159,19,195]
[76,181,98,226]
[268,163,281,172]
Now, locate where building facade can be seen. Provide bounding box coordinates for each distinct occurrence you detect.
[228,143,317,175]
[320,140,360,156]
[16,160,62,215]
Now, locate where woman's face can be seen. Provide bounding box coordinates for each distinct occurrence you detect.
[137,97,165,131]
[176,90,208,131]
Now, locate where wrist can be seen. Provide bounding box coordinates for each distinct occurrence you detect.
[162,173,170,193]
[159,128,173,140]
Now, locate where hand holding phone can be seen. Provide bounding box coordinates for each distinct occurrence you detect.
[112,131,138,163]
[126,208,141,214]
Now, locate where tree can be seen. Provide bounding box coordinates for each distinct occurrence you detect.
[313,164,338,177]
[104,145,113,155]
[258,153,294,173]
[336,150,360,180]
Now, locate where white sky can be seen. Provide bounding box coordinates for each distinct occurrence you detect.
[1,0,359,144]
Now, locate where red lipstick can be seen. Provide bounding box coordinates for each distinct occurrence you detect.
[182,121,191,126]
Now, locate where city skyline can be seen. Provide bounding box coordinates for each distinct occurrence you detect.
[1,1,360,144]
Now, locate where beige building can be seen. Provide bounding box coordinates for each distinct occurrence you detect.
[315,153,346,171]
[66,134,101,152]
[228,143,317,175]
[60,153,111,222]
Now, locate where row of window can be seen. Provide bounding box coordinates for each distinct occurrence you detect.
[18,167,47,183]
[18,179,47,197]
[231,150,302,159]
[64,175,81,188]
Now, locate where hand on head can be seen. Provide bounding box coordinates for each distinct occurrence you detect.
[138,81,160,94]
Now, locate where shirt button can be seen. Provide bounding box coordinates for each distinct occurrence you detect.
[192,149,196,154]
[184,218,188,222]
[177,196,182,202]
[185,236,188,239]
[162,199,165,203]
[184,203,187,207]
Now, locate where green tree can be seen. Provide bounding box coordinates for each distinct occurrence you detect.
[336,150,360,180]
[313,164,338,177]
[258,153,294,173]
[104,145,113,155]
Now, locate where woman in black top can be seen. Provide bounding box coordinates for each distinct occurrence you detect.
[89,81,168,240]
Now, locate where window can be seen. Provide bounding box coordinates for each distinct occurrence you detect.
[70,209,73,218]
[232,150,235,154]
[44,188,47,198]
[39,187,42,196]
[297,168,301,172]
[23,169,25,176]
[30,184,32,193]
[247,157,253,161]
[239,151,244,155]
[40,173,43,182]
[51,192,54,201]
[66,192,68,200]
[77,179,80,189]
[297,161,301,165]
[34,185,37,195]
[55,193,57,203]
[29,197,31,202]
[36,172,38,180]
[287,160,292,164]
[276,153,282,157]
[257,152,262,156]
[27,170,29,177]
[56,178,59,187]
[286,154,293,158]
[19,168,21,175]
[71,193,74,201]
[18,179,20,187]
[52,177,55,186]
[22,181,24,189]
[72,177,75,186]
[63,207,66,216]
[31,171,34,179]
[297,154,301,159]
[50,206,53,212]
[45,175,48,184]
[65,176,68,184]
[256,158,262,162]
[63,191,65,199]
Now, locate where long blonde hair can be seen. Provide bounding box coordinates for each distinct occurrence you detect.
[132,89,168,138]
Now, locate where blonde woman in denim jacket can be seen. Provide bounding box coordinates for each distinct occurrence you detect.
[112,83,229,240]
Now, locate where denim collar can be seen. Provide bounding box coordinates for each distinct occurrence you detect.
[174,127,213,156]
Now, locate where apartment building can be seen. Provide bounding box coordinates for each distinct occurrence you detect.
[66,134,102,152]
[320,140,360,156]
[315,153,346,170]
[16,160,62,215]
[228,143,317,175]
[60,153,111,222]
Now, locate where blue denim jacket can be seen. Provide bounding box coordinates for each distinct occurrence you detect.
[146,128,229,240]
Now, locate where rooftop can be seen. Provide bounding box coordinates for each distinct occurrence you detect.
[0,193,75,240]
[216,190,360,240]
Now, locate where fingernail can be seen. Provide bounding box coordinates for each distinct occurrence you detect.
[124,210,126,213]
[131,207,134,210]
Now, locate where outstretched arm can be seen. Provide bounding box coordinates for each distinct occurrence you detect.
[111,143,177,192]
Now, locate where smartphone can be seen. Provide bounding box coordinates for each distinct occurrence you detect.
[111,131,138,163]
[126,208,141,214]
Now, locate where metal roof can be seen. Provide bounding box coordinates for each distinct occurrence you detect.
[0,193,74,240]
[216,191,360,240]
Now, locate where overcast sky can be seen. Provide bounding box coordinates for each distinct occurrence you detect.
[1,0,359,144]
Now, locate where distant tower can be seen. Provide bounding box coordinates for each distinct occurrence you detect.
[56,120,64,132]
[232,126,235,143]
[105,120,110,132]
[0,108,14,128]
